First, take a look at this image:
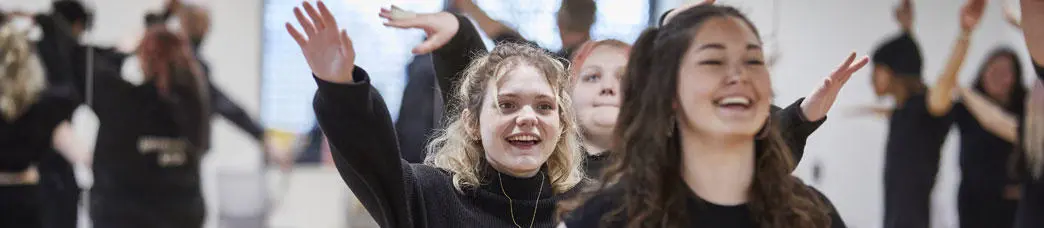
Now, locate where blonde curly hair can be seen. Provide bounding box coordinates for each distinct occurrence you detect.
[425,42,584,194]
[0,22,46,122]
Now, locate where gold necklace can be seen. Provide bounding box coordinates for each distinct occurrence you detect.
[498,171,544,228]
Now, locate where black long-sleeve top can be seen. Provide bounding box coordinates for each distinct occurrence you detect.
[436,14,825,176]
[315,68,583,228]
[34,13,205,199]
[0,92,77,172]
[563,177,847,227]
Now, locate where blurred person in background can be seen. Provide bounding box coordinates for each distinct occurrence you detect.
[858,0,984,227]
[0,18,88,228]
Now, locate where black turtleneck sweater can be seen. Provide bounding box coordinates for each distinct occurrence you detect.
[436,14,825,177]
[314,67,582,228]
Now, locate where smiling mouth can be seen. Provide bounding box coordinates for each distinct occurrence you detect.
[715,96,752,110]
[505,134,542,149]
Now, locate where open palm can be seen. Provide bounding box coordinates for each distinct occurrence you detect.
[286,1,355,83]
[961,0,986,31]
[801,52,870,121]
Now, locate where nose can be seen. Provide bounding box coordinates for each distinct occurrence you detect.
[725,63,749,84]
[599,78,618,96]
[516,105,538,128]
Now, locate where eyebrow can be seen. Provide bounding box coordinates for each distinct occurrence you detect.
[497,93,555,100]
[695,43,763,52]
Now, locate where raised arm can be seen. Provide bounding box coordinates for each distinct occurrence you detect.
[452,0,524,43]
[958,87,1019,142]
[926,0,983,117]
[1024,0,1044,69]
[381,10,487,110]
[286,2,415,227]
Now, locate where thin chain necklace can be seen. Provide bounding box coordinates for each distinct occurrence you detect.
[498,171,544,228]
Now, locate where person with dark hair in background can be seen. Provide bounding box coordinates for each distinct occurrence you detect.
[453,0,595,60]
[144,0,286,156]
[29,8,216,225]
[0,20,88,228]
[947,47,1028,228]
[559,3,846,227]
[36,1,113,227]
[859,0,984,227]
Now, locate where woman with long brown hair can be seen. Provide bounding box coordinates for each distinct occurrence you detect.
[1014,0,1044,227]
[560,4,845,227]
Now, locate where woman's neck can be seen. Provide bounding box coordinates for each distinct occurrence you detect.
[679,132,755,206]
[582,133,611,156]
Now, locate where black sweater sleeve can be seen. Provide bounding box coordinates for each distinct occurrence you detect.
[208,81,265,140]
[771,98,826,170]
[312,67,417,228]
[35,13,131,120]
[431,14,490,107]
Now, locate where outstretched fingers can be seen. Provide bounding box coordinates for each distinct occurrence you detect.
[303,1,326,31]
[317,1,339,32]
[286,23,307,47]
[340,29,353,59]
[293,7,316,37]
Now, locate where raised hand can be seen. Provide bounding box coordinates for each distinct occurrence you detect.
[961,0,987,32]
[286,1,355,83]
[379,6,459,54]
[801,52,870,121]
[1004,2,1022,28]
[895,0,914,31]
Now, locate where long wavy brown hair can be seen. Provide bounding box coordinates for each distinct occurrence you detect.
[561,5,832,227]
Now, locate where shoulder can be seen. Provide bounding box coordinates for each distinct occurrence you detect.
[562,184,626,227]
[795,180,847,228]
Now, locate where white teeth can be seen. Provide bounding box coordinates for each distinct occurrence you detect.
[508,135,539,141]
[719,97,751,106]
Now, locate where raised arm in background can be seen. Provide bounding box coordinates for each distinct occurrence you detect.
[958,87,1019,142]
[925,0,984,117]
[1023,0,1044,70]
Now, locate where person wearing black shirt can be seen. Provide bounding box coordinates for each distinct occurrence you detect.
[395,53,443,163]
[947,48,1027,228]
[453,0,595,61]
[561,4,846,227]
[383,5,877,178]
[862,0,982,227]
[0,21,85,228]
[33,11,216,227]
[288,2,588,227]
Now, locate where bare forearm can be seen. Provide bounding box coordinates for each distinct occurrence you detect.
[1024,0,1044,66]
[961,90,1018,142]
[458,4,511,39]
[51,121,90,166]
[928,33,971,116]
